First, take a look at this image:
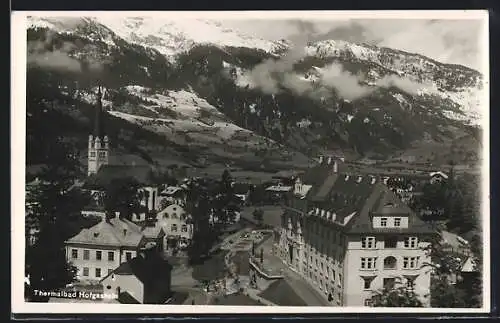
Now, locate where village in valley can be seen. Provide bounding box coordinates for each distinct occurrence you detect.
[24,86,483,308]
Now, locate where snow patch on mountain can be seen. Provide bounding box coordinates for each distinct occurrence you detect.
[417,85,483,125]
[28,16,117,47]
[304,39,484,124]
[124,85,223,119]
[109,109,265,147]
[93,16,286,60]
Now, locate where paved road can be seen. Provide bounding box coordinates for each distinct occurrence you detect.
[171,265,199,287]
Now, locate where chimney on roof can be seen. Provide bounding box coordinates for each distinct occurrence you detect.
[318,155,324,164]
[371,177,377,184]
[357,176,363,183]
[327,157,332,165]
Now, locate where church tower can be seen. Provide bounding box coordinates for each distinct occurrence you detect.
[88,86,109,176]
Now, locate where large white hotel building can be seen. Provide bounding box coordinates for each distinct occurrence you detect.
[278,156,436,307]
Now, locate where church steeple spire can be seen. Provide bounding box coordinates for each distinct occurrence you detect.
[94,86,104,138]
[88,85,110,176]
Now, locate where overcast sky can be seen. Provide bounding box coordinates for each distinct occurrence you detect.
[225,19,486,72]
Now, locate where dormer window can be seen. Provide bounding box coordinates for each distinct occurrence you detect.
[394,218,401,227]
[380,217,388,227]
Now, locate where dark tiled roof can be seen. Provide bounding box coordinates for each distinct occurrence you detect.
[118,291,140,304]
[108,252,172,285]
[371,189,411,216]
[346,184,436,235]
[295,163,436,235]
[258,279,307,306]
[311,173,339,201]
[67,217,144,247]
[83,165,154,189]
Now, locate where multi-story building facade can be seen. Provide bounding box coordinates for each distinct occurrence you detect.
[278,156,436,307]
[65,216,147,282]
[156,204,193,251]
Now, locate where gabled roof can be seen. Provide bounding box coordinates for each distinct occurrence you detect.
[141,225,164,239]
[66,216,144,247]
[118,291,141,304]
[461,256,478,273]
[83,165,154,190]
[346,185,436,235]
[258,279,307,306]
[371,190,411,216]
[102,252,172,285]
[441,231,469,248]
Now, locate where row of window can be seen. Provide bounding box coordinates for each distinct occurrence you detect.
[361,236,418,249]
[89,151,107,158]
[308,271,343,302]
[80,267,114,278]
[360,256,420,270]
[362,276,416,292]
[380,217,401,227]
[71,249,133,261]
[303,258,343,283]
[169,224,189,232]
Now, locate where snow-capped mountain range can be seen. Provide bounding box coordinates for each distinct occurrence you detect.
[26,15,484,164]
[27,16,485,125]
[28,16,289,58]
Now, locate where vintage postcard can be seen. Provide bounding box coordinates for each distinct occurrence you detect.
[11,10,490,314]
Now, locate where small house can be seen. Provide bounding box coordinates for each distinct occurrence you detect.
[100,245,173,304]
